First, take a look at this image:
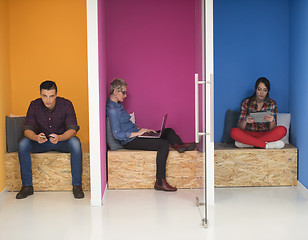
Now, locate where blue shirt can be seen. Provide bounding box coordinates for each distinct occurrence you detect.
[106,99,139,145]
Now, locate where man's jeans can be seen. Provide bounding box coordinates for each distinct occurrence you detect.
[18,137,83,186]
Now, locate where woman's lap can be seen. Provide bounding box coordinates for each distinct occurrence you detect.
[123,137,168,151]
[230,126,287,148]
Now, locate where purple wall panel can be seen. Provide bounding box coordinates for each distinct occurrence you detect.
[105,0,196,142]
[98,0,202,194]
[195,0,203,133]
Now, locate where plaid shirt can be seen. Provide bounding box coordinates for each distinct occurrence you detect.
[239,97,277,132]
[24,97,79,136]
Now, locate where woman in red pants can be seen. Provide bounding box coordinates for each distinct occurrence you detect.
[230,77,287,149]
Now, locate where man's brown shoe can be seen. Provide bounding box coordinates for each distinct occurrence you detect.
[154,179,177,191]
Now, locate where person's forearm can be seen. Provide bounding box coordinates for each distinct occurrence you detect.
[24,129,39,141]
[58,129,77,141]
[130,132,140,138]
[269,121,277,130]
[238,119,247,130]
[129,128,155,138]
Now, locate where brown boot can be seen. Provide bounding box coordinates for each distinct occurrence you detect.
[154,179,177,191]
[173,142,196,153]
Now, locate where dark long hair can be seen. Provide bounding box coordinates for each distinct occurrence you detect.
[246,77,271,112]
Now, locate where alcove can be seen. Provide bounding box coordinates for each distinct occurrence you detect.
[88,0,206,205]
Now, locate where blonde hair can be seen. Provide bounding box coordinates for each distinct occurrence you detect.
[110,78,128,95]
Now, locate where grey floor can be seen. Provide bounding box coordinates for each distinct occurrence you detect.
[1,184,308,240]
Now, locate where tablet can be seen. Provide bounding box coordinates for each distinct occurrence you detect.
[249,111,272,123]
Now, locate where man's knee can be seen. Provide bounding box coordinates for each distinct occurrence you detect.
[67,137,82,152]
[19,138,31,152]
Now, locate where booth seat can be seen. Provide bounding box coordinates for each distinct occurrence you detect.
[106,116,204,189]
[214,143,297,187]
[5,149,90,191]
[216,110,297,187]
[107,148,204,189]
[4,116,90,191]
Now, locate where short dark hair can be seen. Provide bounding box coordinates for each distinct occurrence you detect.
[110,78,127,95]
[40,80,57,93]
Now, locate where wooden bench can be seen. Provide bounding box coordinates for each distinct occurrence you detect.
[214,143,298,187]
[4,145,90,191]
[107,149,204,189]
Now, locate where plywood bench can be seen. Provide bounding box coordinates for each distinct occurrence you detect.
[5,145,90,191]
[107,149,204,189]
[214,143,298,187]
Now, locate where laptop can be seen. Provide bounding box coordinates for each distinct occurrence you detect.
[138,114,168,138]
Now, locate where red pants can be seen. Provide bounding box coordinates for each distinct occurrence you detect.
[230,126,287,148]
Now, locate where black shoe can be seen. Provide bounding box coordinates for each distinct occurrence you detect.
[73,186,84,199]
[16,186,34,199]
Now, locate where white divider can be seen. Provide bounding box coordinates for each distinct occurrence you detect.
[87,0,102,207]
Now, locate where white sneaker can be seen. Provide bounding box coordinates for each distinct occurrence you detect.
[265,140,285,149]
[235,141,253,148]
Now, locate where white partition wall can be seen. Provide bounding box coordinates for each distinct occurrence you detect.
[87,0,102,206]
[205,0,214,206]
[194,0,214,227]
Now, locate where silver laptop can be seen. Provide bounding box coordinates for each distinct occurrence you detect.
[138,114,168,138]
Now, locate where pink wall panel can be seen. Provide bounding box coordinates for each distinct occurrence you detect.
[195,0,203,78]
[105,0,196,142]
[195,0,204,133]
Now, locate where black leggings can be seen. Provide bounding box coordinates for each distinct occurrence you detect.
[123,128,183,179]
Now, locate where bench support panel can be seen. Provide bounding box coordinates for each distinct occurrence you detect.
[214,143,298,187]
[5,152,90,191]
[108,149,204,189]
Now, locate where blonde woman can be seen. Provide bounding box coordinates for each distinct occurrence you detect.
[107,78,196,191]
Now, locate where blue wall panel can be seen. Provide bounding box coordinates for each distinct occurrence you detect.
[214,0,290,142]
[290,0,308,188]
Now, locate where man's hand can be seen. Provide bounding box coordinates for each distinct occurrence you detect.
[49,134,59,144]
[37,133,48,144]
